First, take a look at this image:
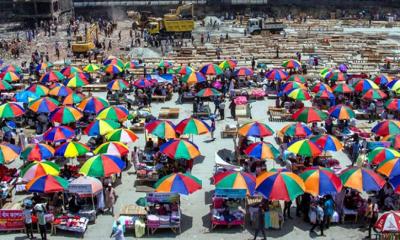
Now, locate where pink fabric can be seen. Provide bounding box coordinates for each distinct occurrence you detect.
[234,96,247,105]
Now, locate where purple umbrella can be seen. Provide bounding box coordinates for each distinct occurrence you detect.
[338,64,348,73]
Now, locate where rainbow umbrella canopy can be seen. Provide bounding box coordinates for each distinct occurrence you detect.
[389,176,400,194]
[154,172,202,195]
[383,134,400,149]
[49,84,73,97]
[292,107,328,123]
[339,167,385,192]
[0,143,21,164]
[83,63,100,73]
[49,106,83,124]
[26,175,69,193]
[133,78,153,88]
[175,66,194,75]
[281,81,306,93]
[78,97,109,114]
[287,139,322,157]
[0,80,13,91]
[28,97,59,113]
[175,117,210,135]
[377,158,400,178]
[367,147,400,165]
[316,90,335,100]
[40,70,65,83]
[374,74,392,86]
[63,93,84,105]
[387,79,400,92]
[328,104,355,120]
[324,71,346,81]
[125,60,142,70]
[105,128,138,143]
[21,143,55,161]
[104,58,125,69]
[333,83,354,94]
[55,141,90,158]
[282,59,301,69]
[311,82,332,93]
[36,62,53,72]
[64,73,89,88]
[160,139,200,160]
[2,71,20,82]
[353,79,379,92]
[219,59,237,70]
[15,91,39,103]
[20,161,60,182]
[243,142,279,160]
[287,88,311,100]
[234,67,254,77]
[266,69,288,81]
[279,122,312,138]
[93,141,129,156]
[43,126,76,142]
[362,89,387,100]
[26,84,49,97]
[181,72,206,85]
[103,64,123,74]
[256,171,305,201]
[0,102,25,119]
[196,88,221,98]
[1,64,22,73]
[145,120,176,139]
[200,63,223,75]
[84,119,120,136]
[107,79,129,91]
[385,99,400,111]
[238,121,274,138]
[372,120,400,137]
[79,154,125,177]
[287,74,306,83]
[213,171,255,195]
[310,134,343,152]
[300,167,342,196]
[96,105,129,122]
[60,66,82,78]
[158,59,173,68]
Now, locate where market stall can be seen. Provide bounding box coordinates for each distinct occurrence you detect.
[52,215,89,237]
[210,189,246,230]
[145,192,181,235]
[113,204,147,238]
[0,202,24,232]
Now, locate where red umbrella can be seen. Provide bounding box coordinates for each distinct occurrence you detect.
[374,211,400,233]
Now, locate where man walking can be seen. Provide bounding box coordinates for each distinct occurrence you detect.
[253,203,266,240]
[310,202,324,236]
[218,99,225,120]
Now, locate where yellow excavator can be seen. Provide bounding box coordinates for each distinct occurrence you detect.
[71,23,99,56]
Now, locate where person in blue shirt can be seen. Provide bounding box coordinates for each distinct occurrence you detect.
[323,195,335,229]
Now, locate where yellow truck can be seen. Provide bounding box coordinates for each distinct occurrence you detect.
[71,23,98,56]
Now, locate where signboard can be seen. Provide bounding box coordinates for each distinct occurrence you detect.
[214,189,246,199]
[146,192,180,204]
[68,184,93,195]
[0,210,24,231]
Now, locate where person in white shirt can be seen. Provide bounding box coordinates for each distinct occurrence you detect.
[23,205,34,239]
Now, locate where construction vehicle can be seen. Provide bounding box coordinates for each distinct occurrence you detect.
[71,23,99,56]
[246,18,286,35]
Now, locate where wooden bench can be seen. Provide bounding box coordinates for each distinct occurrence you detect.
[267,107,292,122]
[159,107,180,119]
[81,84,107,92]
[130,122,145,132]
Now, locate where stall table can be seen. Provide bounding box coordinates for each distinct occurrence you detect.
[53,216,89,237]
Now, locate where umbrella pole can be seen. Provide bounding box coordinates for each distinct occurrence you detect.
[92,194,95,211]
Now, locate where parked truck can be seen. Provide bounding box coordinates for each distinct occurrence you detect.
[247,18,286,35]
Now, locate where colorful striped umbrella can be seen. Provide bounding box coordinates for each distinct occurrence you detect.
[63,93,84,105]
[311,83,332,93]
[175,117,210,135]
[382,134,400,149]
[287,88,311,100]
[154,172,202,195]
[49,106,83,124]
[64,74,89,88]
[160,139,200,160]
[0,80,13,91]
[362,89,387,100]
[333,83,354,94]
[200,64,223,75]
[219,60,237,70]
[0,102,25,119]
[256,171,305,201]
[103,64,123,74]
[107,79,129,91]
[181,72,206,85]
[389,176,400,194]
[20,161,60,182]
[28,97,59,113]
[282,59,301,69]
[300,167,342,196]
[315,90,335,100]
[196,88,221,97]
[79,154,125,177]
[83,64,100,73]
[105,128,138,143]
[266,69,288,81]
[213,171,255,195]
[328,104,355,120]
[49,84,73,97]
[374,211,400,233]
[78,97,109,114]
[26,175,69,193]
[60,66,82,77]
[40,70,65,83]
[84,119,121,136]
[1,64,22,73]
[14,91,39,103]
[339,167,385,192]
[124,60,142,69]
[372,120,400,137]
[0,143,21,164]
[26,84,49,96]
[367,147,400,165]
[385,99,400,111]
[133,78,153,88]
[338,63,348,73]
[310,134,343,152]
[387,79,400,92]
[158,59,173,68]
[21,143,54,161]
[55,141,90,158]
[175,66,194,75]
[234,67,254,77]
[96,105,129,122]
[353,79,379,92]
[43,126,76,142]
[238,121,274,138]
[376,158,400,178]
[324,71,346,81]
[36,62,53,72]
[374,74,392,86]
[287,74,306,83]
[287,139,322,157]
[292,107,328,123]
[104,58,125,69]
[279,122,312,138]
[145,120,176,139]
[281,81,306,93]
[93,141,129,156]
[2,71,20,82]
[243,142,279,160]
